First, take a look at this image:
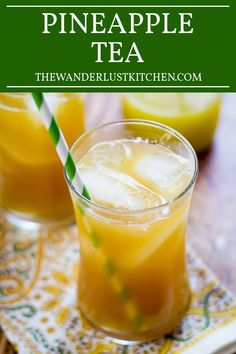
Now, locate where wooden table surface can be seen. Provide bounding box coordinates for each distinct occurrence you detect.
[188,94,236,294]
[1,93,236,353]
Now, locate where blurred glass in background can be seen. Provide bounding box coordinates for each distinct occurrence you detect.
[122,93,221,152]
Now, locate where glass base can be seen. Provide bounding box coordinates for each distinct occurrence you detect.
[0,207,75,231]
[79,306,188,344]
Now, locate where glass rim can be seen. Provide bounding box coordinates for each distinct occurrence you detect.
[65,119,198,216]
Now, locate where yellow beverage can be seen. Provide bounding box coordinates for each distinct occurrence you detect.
[0,93,85,222]
[123,93,221,152]
[67,121,198,341]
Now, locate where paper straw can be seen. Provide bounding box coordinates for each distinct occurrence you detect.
[31,92,143,330]
[32,92,90,200]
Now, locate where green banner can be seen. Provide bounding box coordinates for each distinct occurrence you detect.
[0,0,235,92]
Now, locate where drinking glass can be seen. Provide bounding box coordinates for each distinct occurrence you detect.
[0,93,85,227]
[65,120,198,342]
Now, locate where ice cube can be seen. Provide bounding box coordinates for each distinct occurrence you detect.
[134,146,191,199]
[79,166,163,210]
[80,140,132,170]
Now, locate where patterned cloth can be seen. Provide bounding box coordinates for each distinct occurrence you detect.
[0,218,236,354]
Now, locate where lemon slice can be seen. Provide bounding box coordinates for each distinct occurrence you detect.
[123,93,219,117]
[119,210,187,271]
[122,93,221,151]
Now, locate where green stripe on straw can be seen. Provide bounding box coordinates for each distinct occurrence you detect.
[65,153,76,181]
[31,92,143,330]
[32,92,43,108]
[32,92,90,200]
[49,119,60,145]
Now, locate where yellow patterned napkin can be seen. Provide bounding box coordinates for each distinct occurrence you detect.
[0,218,236,354]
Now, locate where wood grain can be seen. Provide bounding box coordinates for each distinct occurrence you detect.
[0,329,16,354]
[188,94,236,294]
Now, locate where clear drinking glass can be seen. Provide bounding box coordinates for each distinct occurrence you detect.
[0,93,85,227]
[65,120,198,342]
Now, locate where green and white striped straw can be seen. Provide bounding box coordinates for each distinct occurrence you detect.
[32,92,90,200]
[32,92,143,330]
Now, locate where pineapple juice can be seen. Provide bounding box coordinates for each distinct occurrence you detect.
[0,93,85,222]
